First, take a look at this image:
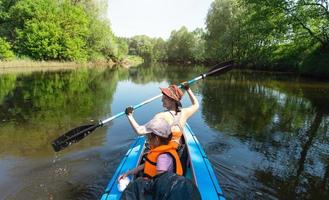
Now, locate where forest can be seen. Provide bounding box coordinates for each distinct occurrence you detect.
[0,0,328,77]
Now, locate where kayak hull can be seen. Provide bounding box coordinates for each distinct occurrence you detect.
[101,124,225,200]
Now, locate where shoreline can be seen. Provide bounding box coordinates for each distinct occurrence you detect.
[0,56,144,74]
[0,61,108,74]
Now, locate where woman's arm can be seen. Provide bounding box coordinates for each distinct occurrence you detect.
[181,88,199,121]
[126,107,166,135]
[125,106,149,135]
[126,114,148,135]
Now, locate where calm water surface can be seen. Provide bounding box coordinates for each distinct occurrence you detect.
[0,64,329,200]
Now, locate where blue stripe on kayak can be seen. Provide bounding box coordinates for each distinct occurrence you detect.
[100,136,146,200]
[184,124,225,200]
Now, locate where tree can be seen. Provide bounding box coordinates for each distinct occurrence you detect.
[0,37,14,60]
[167,26,193,62]
[152,38,167,61]
[191,28,206,62]
[128,35,154,62]
[0,0,127,62]
[205,0,329,76]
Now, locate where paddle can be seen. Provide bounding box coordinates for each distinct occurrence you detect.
[51,60,234,152]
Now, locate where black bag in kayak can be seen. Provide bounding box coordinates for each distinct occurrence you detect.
[120,172,201,200]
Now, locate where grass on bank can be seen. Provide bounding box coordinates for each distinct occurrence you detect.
[0,55,144,69]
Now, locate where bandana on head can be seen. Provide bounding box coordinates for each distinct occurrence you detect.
[160,85,183,102]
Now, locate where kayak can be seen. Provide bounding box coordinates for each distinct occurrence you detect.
[101,124,225,200]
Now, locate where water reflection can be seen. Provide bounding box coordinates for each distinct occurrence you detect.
[0,65,329,199]
[202,71,329,199]
[0,67,124,157]
[128,63,205,87]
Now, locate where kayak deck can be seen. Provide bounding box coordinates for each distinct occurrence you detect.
[101,124,225,200]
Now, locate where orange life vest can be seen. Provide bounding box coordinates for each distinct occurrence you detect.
[143,143,183,178]
[169,131,182,149]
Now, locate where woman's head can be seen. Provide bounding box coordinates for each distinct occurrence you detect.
[160,85,183,111]
[145,118,172,147]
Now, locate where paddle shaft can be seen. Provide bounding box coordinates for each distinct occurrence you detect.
[52,61,233,151]
[101,64,231,125]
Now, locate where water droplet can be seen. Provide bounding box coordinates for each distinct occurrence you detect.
[256,192,263,196]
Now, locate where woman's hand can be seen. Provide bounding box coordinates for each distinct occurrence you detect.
[181,82,190,90]
[125,106,134,115]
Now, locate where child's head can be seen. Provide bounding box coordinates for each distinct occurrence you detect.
[145,118,172,147]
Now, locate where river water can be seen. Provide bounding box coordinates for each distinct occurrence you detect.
[0,64,329,200]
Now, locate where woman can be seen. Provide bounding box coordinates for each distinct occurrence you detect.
[125,83,199,149]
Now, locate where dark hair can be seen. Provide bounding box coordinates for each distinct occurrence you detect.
[174,101,182,115]
[149,133,172,145]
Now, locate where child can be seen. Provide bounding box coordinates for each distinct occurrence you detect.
[118,118,201,200]
[118,118,183,181]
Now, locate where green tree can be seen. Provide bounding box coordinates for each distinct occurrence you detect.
[128,35,154,62]
[191,28,206,62]
[205,0,329,77]
[205,0,245,63]
[0,0,126,62]
[81,0,127,62]
[11,0,89,61]
[152,38,167,61]
[0,37,14,60]
[167,26,198,62]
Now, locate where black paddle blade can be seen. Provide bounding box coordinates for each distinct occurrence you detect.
[206,60,234,77]
[52,124,100,152]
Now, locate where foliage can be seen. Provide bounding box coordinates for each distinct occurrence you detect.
[0,0,128,62]
[152,38,168,61]
[0,73,16,103]
[205,0,329,76]
[205,0,240,62]
[127,35,154,62]
[0,67,124,155]
[0,37,14,60]
[167,26,206,63]
[83,1,127,62]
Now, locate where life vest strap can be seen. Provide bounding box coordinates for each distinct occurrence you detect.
[144,156,157,166]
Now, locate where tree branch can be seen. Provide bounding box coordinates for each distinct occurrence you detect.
[300,2,329,19]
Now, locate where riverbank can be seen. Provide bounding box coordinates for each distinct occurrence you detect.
[0,56,144,74]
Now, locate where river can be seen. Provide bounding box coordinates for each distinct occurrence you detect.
[0,63,329,199]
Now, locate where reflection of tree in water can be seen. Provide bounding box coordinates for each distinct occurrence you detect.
[0,67,125,157]
[0,74,17,104]
[201,71,329,199]
[128,63,206,86]
[202,71,311,138]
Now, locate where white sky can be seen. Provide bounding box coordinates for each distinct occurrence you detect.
[107,0,214,39]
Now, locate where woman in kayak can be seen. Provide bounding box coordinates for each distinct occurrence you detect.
[125,83,199,149]
[118,117,183,181]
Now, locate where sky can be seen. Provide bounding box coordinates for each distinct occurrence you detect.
[107,0,214,39]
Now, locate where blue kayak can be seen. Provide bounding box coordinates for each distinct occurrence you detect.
[101,124,225,200]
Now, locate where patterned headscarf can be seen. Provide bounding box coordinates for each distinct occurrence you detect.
[160,85,183,102]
